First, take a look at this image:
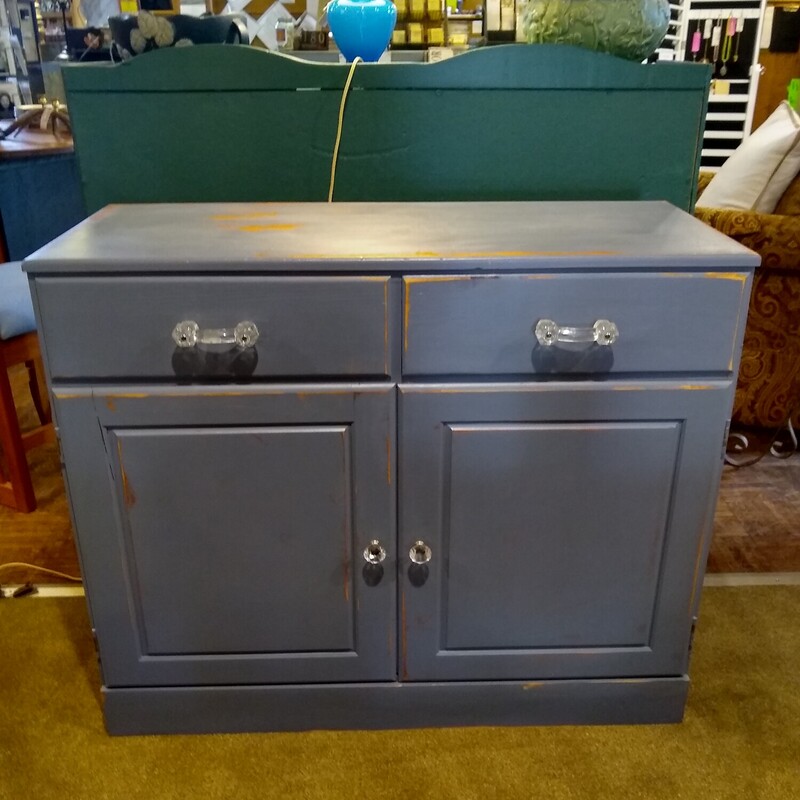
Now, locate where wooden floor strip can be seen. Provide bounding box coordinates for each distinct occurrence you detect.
[0,585,85,598]
[704,572,800,586]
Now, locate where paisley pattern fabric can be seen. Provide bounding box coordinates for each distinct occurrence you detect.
[735,270,800,427]
[774,177,800,216]
[694,207,800,270]
[694,175,800,429]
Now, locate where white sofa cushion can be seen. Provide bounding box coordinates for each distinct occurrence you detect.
[697,101,800,213]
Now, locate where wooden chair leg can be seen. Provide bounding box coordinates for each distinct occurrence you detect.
[26,356,51,425]
[0,360,37,512]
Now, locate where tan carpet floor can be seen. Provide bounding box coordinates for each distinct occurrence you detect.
[0,586,798,799]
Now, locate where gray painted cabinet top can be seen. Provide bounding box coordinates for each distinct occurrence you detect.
[24,201,759,274]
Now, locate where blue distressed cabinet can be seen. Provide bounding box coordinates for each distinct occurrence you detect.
[24,201,758,735]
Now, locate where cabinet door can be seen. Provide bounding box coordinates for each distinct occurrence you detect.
[399,382,730,681]
[55,385,395,687]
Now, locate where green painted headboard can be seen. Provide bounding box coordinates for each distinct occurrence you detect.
[62,44,711,214]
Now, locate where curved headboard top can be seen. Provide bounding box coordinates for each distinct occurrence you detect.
[63,44,711,212]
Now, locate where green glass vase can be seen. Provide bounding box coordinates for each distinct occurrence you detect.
[521,0,671,61]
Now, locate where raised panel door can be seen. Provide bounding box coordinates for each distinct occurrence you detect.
[399,381,731,681]
[54,384,396,687]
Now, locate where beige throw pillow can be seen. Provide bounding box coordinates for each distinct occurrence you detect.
[696,101,800,213]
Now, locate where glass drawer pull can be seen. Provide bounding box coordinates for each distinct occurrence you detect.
[534,319,619,347]
[172,320,260,349]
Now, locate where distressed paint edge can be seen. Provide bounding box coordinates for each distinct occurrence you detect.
[400,591,408,681]
[93,387,388,402]
[115,439,136,509]
[403,275,477,352]
[290,251,622,261]
[398,382,727,395]
[728,276,748,372]
[343,427,351,605]
[654,272,748,283]
[703,272,748,282]
[231,224,300,233]
[384,281,389,375]
[211,211,280,221]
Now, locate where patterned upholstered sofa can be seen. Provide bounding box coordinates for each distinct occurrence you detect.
[695,172,800,436]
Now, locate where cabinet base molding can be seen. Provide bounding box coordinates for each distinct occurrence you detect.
[102,677,689,735]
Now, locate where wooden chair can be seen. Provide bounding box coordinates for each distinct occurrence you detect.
[0,261,55,512]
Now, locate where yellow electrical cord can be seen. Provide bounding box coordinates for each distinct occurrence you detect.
[328,56,363,203]
[0,562,82,582]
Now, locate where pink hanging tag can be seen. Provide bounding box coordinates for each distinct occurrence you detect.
[692,30,701,53]
[727,17,737,36]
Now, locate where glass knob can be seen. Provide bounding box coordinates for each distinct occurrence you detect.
[172,320,199,348]
[534,319,559,346]
[409,540,432,565]
[593,319,619,346]
[363,539,387,565]
[234,321,260,348]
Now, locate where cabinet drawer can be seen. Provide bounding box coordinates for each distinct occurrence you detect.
[36,276,391,380]
[403,272,749,376]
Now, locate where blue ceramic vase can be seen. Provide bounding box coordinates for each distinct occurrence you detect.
[326,0,397,63]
